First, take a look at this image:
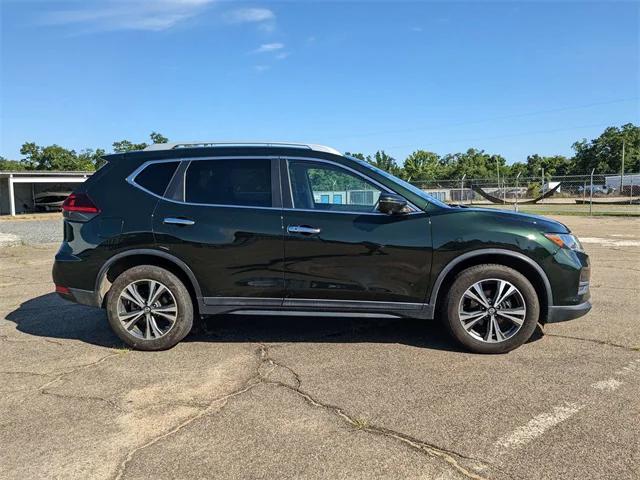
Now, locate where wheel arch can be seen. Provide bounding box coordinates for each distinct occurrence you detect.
[429,249,553,322]
[95,249,202,311]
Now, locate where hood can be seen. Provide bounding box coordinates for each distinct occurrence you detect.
[452,206,570,233]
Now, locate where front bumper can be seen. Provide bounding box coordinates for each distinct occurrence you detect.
[546,301,592,323]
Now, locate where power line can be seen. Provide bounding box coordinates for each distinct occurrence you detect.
[328,97,638,140]
[384,122,615,151]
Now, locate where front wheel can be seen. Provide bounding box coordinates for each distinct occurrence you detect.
[106,265,194,351]
[443,264,540,354]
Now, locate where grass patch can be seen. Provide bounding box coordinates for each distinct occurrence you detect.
[519,209,640,217]
[473,203,640,217]
[111,345,131,354]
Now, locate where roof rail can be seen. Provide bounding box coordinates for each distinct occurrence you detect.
[143,141,341,156]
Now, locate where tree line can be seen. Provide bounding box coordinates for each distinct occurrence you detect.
[0,124,637,181]
[0,132,169,172]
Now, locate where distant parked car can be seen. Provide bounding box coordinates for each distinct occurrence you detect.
[34,191,71,211]
[577,185,613,195]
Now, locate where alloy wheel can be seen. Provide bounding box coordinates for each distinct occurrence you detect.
[458,278,527,343]
[117,279,178,340]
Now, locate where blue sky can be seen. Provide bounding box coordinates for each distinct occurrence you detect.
[1,0,638,163]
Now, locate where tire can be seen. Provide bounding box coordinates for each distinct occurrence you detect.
[106,265,194,351]
[442,264,540,354]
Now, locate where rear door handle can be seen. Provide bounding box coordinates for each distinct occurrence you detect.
[287,225,321,235]
[163,217,195,226]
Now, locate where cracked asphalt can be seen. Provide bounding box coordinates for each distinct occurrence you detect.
[1,215,639,480]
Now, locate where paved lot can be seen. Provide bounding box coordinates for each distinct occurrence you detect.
[1,215,639,480]
[0,217,62,245]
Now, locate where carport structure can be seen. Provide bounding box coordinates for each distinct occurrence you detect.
[0,171,91,216]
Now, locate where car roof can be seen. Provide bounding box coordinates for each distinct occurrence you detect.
[103,143,346,164]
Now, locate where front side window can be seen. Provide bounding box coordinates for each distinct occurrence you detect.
[185,159,272,207]
[351,157,449,209]
[288,160,382,213]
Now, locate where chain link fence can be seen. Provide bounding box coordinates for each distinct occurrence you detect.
[412,172,640,215]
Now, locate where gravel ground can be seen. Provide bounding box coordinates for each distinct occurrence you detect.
[0,219,62,245]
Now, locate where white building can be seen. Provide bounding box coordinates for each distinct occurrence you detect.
[313,189,380,205]
[0,171,91,216]
[605,174,640,191]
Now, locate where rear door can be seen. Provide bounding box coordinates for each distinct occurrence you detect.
[281,158,432,308]
[151,157,285,307]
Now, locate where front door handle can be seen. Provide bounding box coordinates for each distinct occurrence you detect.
[287,225,321,235]
[163,217,195,226]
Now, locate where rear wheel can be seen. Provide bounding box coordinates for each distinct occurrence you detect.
[106,265,193,351]
[443,264,540,354]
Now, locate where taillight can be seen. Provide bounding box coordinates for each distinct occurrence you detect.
[55,285,70,294]
[62,193,100,213]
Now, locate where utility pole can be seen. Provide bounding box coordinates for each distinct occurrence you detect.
[620,140,625,195]
[589,168,595,216]
[541,167,545,194]
[515,172,521,212]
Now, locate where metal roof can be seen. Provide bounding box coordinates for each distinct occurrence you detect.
[143,141,342,156]
[0,171,92,177]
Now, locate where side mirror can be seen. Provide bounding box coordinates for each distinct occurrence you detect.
[377,193,408,215]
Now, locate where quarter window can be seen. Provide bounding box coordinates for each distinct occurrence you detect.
[135,161,179,196]
[288,161,382,212]
[185,159,272,207]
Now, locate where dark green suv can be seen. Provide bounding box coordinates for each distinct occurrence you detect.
[52,142,591,353]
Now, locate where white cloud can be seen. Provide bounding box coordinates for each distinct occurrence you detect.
[225,8,274,24]
[40,0,215,32]
[275,52,290,60]
[252,42,284,54]
[254,65,270,73]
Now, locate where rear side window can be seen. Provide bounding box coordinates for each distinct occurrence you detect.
[134,161,180,196]
[185,159,272,207]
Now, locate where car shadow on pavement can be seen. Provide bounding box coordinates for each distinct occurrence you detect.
[6,293,542,352]
[6,293,120,348]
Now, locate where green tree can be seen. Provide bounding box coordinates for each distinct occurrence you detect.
[78,148,107,170]
[367,150,401,176]
[344,152,369,162]
[402,150,442,181]
[441,149,506,179]
[150,131,169,144]
[525,154,573,178]
[19,143,91,170]
[112,139,148,153]
[112,131,169,153]
[0,156,25,171]
[571,123,639,174]
[507,161,528,178]
[307,167,372,191]
[17,143,105,171]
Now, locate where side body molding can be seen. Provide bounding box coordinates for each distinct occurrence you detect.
[94,248,203,304]
[427,248,554,308]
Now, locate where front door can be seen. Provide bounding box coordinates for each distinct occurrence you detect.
[281,158,432,308]
[153,157,284,307]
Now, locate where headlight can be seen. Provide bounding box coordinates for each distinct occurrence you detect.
[544,233,584,252]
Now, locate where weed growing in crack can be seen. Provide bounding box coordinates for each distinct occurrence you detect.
[352,418,369,430]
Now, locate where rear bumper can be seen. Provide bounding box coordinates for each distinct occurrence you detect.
[57,287,100,308]
[547,301,592,323]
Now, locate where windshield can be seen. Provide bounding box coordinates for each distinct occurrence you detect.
[352,159,450,209]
